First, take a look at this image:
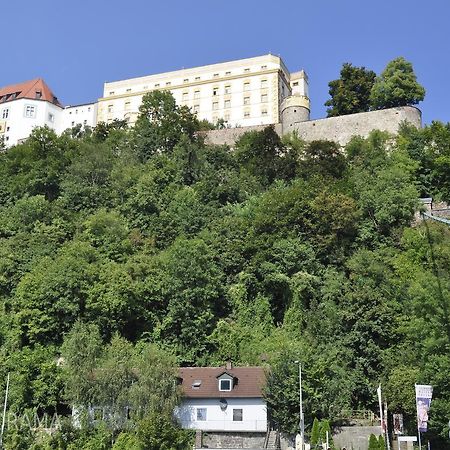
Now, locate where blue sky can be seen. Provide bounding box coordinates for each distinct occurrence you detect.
[2,0,448,124]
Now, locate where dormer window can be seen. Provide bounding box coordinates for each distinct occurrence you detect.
[192,380,202,389]
[219,379,232,391]
[35,90,42,99]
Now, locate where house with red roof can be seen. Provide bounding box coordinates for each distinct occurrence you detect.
[0,78,64,147]
[0,78,97,148]
[175,363,268,433]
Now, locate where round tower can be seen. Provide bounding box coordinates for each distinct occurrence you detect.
[281,70,311,134]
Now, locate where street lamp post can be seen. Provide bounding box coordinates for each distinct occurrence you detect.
[294,361,304,450]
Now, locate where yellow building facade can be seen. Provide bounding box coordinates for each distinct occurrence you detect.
[97,54,309,128]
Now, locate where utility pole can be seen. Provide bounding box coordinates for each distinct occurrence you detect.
[294,361,304,450]
[0,373,10,448]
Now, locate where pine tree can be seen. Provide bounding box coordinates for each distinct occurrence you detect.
[370,57,425,109]
[310,417,321,447]
[368,434,380,450]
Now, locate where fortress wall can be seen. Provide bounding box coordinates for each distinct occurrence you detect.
[204,106,421,147]
[289,106,422,145]
[204,123,282,146]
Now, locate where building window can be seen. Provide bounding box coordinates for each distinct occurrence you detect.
[193,104,200,113]
[244,82,250,91]
[197,408,207,421]
[224,85,231,94]
[124,102,131,110]
[213,73,219,78]
[219,379,232,391]
[224,114,230,122]
[244,68,250,72]
[195,76,201,81]
[108,105,114,113]
[24,105,36,118]
[87,107,91,112]
[261,94,268,103]
[126,88,132,92]
[243,96,250,105]
[166,82,171,86]
[225,71,231,75]
[213,87,219,96]
[212,102,219,111]
[224,99,231,108]
[293,82,299,86]
[233,409,243,421]
[48,113,55,123]
[261,79,268,88]
[71,121,75,126]
[155,83,160,88]
[2,108,9,119]
[244,110,250,118]
[261,109,268,116]
[261,65,267,69]
[182,92,188,101]
[83,119,87,125]
[183,78,189,83]
[109,91,115,95]
[194,90,200,99]
[35,90,42,99]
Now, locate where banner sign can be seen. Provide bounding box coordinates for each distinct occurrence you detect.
[415,384,433,433]
[393,413,404,435]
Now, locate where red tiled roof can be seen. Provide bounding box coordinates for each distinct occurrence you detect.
[179,366,267,398]
[0,78,63,107]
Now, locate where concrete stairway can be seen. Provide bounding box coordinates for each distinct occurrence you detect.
[265,429,280,449]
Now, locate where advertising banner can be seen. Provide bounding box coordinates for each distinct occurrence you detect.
[415,384,433,433]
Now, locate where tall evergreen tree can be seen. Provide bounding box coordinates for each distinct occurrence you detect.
[370,57,425,109]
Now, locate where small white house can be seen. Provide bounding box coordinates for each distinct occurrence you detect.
[0,78,64,147]
[175,363,268,432]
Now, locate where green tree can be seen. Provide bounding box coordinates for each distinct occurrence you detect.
[368,434,380,450]
[310,417,320,446]
[325,63,376,116]
[133,90,200,160]
[234,126,285,186]
[137,413,192,450]
[370,57,425,109]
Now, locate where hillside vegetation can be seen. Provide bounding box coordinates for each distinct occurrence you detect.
[0,91,449,448]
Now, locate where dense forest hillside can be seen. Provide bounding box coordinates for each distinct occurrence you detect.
[0,91,449,449]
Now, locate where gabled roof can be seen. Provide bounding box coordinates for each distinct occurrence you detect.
[179,366,266,399]
[0,78,63,107]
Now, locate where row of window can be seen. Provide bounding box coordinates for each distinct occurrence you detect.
[196,408,243,421]
[107,66,271,96]
[182,80,268,101]
[210,94,268,110]
[68,106,92,115]
[2,105,56,122]
[106,94,269,115]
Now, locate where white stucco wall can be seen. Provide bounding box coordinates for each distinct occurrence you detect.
[0,98,63,147]
[60,103,98,133]
[97,54,302,128]
[174,398,267,432]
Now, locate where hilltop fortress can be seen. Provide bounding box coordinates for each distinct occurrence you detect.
[0,54,421,148]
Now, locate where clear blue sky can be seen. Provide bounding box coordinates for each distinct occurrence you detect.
[2,0,448,124]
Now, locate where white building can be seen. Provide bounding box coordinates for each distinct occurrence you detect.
[60,102,98,133]
[175,364,267,432]
[97,54,309,128]
[0,54,310,148]
[0,78,64,147]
